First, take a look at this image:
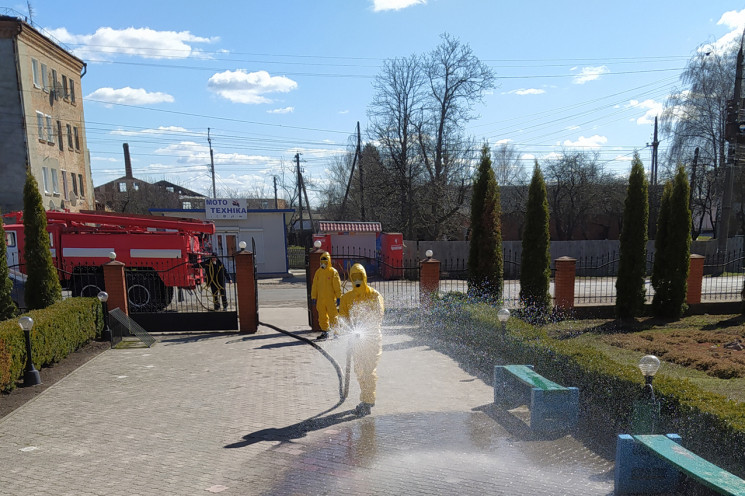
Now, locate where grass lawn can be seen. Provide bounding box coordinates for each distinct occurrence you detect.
[541,314,745,403]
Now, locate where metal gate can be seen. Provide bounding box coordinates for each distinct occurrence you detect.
[125,255,238,332]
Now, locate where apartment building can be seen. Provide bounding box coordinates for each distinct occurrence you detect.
[0,14,94,213]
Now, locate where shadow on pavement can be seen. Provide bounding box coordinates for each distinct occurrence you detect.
[158,332,234,345]
[225,409,360,449]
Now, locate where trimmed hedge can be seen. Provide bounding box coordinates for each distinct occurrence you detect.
[0,297,103,392]
[430,298,745,477]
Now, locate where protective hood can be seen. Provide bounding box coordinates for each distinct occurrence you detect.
[320,251,332,269]
[349,263,369,293]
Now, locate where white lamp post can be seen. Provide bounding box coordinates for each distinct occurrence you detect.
[19,316,41,386]
[98,291,112,343]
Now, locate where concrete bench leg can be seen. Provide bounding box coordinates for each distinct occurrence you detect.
[614,434,683,494]
[530,387,579,432]
[494,365,534,408]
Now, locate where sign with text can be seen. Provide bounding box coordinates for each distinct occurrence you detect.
[205,198,248,219]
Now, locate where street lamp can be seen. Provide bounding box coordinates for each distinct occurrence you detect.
[19,316,41,386]
[497,308,510,336]
[631,354,661,434]
[98,291,112,343]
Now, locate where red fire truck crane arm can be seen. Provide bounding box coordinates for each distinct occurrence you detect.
[43,211,215,234]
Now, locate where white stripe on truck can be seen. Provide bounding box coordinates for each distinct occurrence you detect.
[130,249,181,259]
[63,248,116,258]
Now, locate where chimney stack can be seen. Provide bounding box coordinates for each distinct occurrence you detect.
[123,143,133,179]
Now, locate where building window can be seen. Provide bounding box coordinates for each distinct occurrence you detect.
[41,63,48,92]
[51,169,59,194]
[42,167,50,194]
[62,75,69,99]
[5,232,16,248]
[182,201,192,209]
[118,182,127,192]
[73,127,80,150]
[45,115,54,143]
[51,69,59,100]
[62,171,68,199]
[66,124,73,149]
[32,59,40,87]
[78,174,84,197]
[70,80,76,103]
[57,121,63,150]
[36,112,44,141]
[71,172,78,196]
[133,182,139,191]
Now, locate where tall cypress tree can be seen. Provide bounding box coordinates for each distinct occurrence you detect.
[468,144,503,302]
[616,153,649,319]
[23,170,62,309]
[0,209,17,320]
[652,166,691,318]
[520,162,551,314]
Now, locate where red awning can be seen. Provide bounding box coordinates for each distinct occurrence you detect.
[319,221,382,233]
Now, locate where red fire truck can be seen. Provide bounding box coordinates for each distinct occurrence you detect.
[4,210,215,311]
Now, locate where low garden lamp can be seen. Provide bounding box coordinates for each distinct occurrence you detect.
[497,308,510,336]
[19,316,41,386]
[98,291,112,343]
[639,354,661,388]
[631,354,661,434]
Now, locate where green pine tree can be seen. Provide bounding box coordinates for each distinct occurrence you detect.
[652,166,691,318]
[0,209,17,320]
[615,153,649,319]
[467,144,503,302]
[23,170,62,309]
[520,162,551,316]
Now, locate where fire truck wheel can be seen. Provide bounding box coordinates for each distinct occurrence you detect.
[126,272,170,312]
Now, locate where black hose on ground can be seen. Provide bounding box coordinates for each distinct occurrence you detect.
[258,321,350,403]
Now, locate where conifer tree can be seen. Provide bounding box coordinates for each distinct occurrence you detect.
[23,171,62,309]
[0,209,17,320]
[652,166,691,318]
[520,162,551,315]
[615,153,649,319]
[468,144,503,302]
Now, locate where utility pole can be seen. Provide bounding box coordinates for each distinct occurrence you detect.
[357,122,365,221]
[340,122,362,219]
[208,128,216,199]
[273,176,278,209]
[650,117,659,186]
[296,153,303,243]
[717,31,745,255]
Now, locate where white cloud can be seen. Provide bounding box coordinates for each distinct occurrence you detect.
[505,88,545,96]
[372,0,426,11]
[154,141,280,167]
[338,110,350,114]
[712,9,745,52]
[267,106,294,114]
[91,156,118,162]
[112,126,193,136]
[572,66,609,84]
[522,153,536,161]
[496,138,513,145]
[85,87,174,106]
[562,135,608,148]
[45,26,217,60]
[207,70,298,104]
[614,155,634,162]
[628,99,663,125]
[565,125,580,131]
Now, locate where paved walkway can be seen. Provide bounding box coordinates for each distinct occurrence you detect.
[0,306,616,495]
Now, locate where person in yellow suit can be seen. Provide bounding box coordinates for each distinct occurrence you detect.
[338,263,384,416]
[310,251,341,341]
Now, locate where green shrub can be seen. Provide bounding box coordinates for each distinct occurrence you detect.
[0,297,103,392]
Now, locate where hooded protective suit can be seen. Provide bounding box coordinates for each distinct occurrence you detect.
[338,264,384,408]
[310,252,342,331]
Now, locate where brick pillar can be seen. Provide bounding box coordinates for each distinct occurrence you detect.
[554,256,576,311]
[419,256,441,307]
[686,254,705,305]
[103,260,128,315]
[235,251,258,334]
[308,248,323,331]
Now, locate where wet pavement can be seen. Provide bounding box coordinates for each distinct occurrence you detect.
[0,305,616,495]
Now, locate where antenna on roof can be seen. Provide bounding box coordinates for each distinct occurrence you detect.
[26,1,34,24]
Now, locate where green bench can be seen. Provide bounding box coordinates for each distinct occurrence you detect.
[615,434,745,495]
[493,364,579,432]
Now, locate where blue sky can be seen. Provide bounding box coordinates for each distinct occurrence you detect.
[7,1,745,203]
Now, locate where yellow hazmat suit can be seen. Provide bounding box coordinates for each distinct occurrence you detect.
[310,252,341,333]
[338,263,384,415]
